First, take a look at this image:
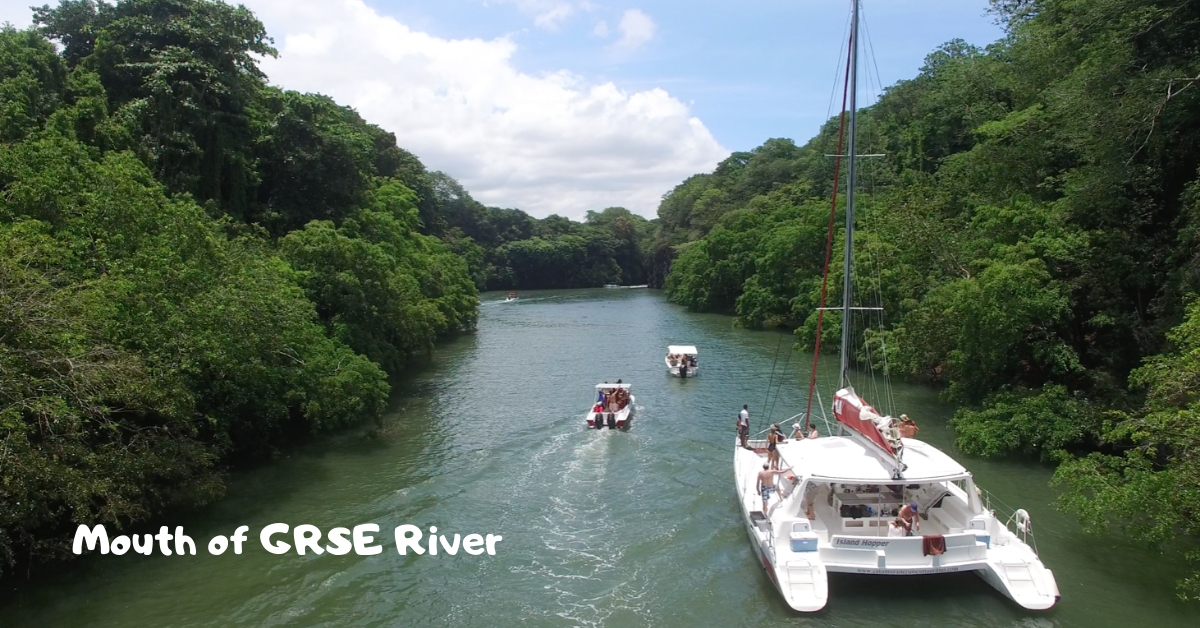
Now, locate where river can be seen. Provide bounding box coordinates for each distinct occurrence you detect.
[1,289,1196,627]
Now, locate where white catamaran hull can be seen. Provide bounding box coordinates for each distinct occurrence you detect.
[733,438,1059,612]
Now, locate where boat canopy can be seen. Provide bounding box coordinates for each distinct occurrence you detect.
[667,345,698,355]
[777,437,969,483]
[595,383,632,389]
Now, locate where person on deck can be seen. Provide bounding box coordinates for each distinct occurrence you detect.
[898,502,920,535]
[800,479,819,519]
[767,424,785,469]
[737,405,750,449]
[790,422,805,439]
[807,426,820,439]
[757,464,792,517]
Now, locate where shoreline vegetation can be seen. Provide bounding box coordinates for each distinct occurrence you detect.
[0,0,651,580]
[1,0,1198,602]
[656,0,1200,599]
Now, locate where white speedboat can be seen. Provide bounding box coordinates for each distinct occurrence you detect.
[734,0,1058,612]
[665,345,699,378]
[504,291,518,303]
[586,382,635,429]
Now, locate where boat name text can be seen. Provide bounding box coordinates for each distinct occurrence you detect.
[833,538,892,548]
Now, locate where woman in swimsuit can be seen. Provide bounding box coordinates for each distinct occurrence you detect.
[767,424,784,469]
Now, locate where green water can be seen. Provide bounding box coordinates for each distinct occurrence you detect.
[2,289,1196,627]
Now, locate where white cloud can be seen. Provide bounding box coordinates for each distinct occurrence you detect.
[242,0,726,219]
[497,0,578,31]
[592,19,609,38]
[614,9,656,52]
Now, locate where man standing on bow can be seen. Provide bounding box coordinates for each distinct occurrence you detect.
[736,405,750,449]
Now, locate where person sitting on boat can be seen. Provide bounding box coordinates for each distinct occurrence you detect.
[887,518,907,537]
[687,355,696,367]
[800,479,820,520]
[757,464,792,517]
[807,426,819,440]
[898,502,920,535]
[898,413,919,439]
[790,422,804,439]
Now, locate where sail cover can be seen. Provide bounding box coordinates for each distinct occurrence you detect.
[833,388,896,457]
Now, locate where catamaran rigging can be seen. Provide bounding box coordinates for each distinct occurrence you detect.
[733,0,1059,612]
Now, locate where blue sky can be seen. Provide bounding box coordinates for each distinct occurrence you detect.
[0,0,1006,218]
[365,0,1005,151]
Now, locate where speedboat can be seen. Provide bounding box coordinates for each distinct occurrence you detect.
[586,382,635,429]
[665,345,699,378]
[504,291,518,302]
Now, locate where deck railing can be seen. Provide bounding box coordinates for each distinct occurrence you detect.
[980,487,1039,555]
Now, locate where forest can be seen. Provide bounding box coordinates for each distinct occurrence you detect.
[657,0,1200,597]
[0,0,654,578]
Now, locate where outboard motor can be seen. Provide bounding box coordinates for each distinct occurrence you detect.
[607,413,616,429]
[594,413,603,429]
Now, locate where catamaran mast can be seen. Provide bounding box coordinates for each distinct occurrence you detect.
[838,0,860,390]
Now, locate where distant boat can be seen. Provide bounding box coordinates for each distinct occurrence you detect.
[665,345,699,378]
[587,382,635,429]
[603,283,620,289]
[504,291,519,302]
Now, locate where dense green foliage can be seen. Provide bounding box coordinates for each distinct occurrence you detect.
[656,0,1200,595]
[0,0,659,577]
[422,173,655,289]
[0,0,491,577]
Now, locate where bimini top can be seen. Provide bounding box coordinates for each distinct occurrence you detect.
[595,382,632,389]
[667,345,698,355]
[777,436,968,483]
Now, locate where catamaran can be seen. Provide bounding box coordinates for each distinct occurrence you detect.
[587,382,635,429]
[733,0,1059,612]
[665,345,699,378]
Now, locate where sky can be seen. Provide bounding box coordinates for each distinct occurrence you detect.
[1,0,1005,220]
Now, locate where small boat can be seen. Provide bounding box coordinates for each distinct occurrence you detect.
[734,0,1058,613]
[603,283,621,289]
[665,345,699,378]
[504,291,518,302]
[586,382,635,429]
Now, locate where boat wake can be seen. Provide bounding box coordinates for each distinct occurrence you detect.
[504,428,653,626]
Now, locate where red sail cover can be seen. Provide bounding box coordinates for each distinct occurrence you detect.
[833,388,895,456]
